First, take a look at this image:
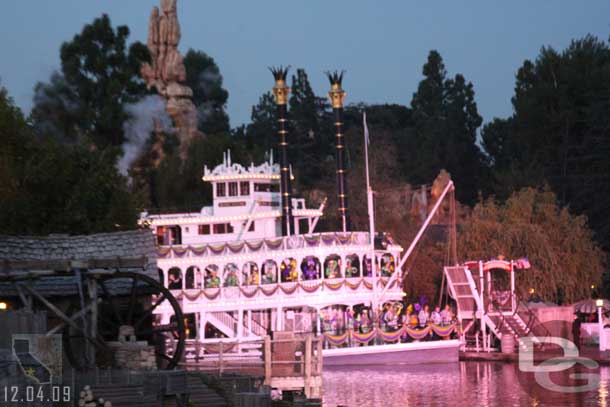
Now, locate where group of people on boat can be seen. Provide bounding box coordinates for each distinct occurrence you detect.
[320,301,456,342]
[165,252,398,290]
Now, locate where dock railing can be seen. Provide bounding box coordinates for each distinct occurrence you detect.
[181,334,323,398]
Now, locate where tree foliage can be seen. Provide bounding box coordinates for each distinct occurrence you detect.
[405,51,487,204]
[0,87,140,235]
[30,14,149,148]
[459,187,605,303]
[183,49,230,135]
[482,35,610,250]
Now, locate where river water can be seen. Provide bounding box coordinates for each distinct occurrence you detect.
[322,362,610,406]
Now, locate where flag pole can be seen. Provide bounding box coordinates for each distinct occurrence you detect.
[363,112,377,312]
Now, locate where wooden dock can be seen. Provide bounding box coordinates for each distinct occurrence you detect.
[181,333,324,398]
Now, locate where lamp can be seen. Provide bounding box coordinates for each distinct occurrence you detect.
[597,298,605,351]
[0,302,7,310]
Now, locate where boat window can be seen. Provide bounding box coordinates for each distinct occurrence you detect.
[301,256,321,280]
[229,182,238,197]
[254,183,280,192]
[212,223,234,234]
[254,183,271,192]
[242,262,259,286]
[346,254,360,278]
[168,267,182,290]
[324,254,342,279]
[240,181,250,196]
[185,266,201,289]
[198,224,210,235]
[216,182,226,197]
[280,258,298,282]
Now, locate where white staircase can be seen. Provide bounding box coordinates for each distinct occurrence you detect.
[444,266,501,343]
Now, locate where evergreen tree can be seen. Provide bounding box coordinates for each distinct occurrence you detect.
[0,86,140,235]
[406,51,486,204]
[30,14,149,149]
[246,92,277,155]
[484,35,610,249]
[288,68,332,188]
[183,49,230,135]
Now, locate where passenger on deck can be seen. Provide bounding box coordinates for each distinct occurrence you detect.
[431,306,442,325]
[418,305,430,328]
[205,269,221,288]
[168,272,182,290]
[440,305,453,326]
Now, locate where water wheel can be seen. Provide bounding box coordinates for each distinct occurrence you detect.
[62,271,185,370]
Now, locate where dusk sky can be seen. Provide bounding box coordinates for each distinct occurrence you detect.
[1,1,609,127]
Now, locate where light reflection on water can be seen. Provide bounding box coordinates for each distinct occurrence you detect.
[322,362,610,407]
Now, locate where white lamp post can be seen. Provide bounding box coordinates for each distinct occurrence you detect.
[596,299,605,351]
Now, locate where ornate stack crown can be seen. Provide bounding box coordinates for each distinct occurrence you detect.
[327,70,346,108]
[269,66,291,105]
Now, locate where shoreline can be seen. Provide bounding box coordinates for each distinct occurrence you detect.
[460,345,610,365]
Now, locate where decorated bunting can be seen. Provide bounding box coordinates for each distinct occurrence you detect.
[227,242,246,253]
[378,327,405,342]
[265,238,283,250]
[203,288,221,300]
[363,279,373,289]
[208,244,226,255]
[406,326,431,340]
[345,279,362,290]
[191,246,207,256]
[321,234,336,245]
[300,282,322,293]
[320,325,457,348]
[156,247,171,258]
[323,280,344,291]
[431,324,456,337]
[280,283,299,295]
[304,235,320,247]
[335,233,353,245]
[245,240,264,251]
[260,285,279,296]
[172,246,189,257]
[240,286,260,298]
[323,332,349,346]
[351,329,377,344]
[182,290,202,301]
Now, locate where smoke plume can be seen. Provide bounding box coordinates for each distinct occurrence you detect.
[119,95,172,175]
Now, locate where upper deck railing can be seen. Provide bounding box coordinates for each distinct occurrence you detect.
[156,231,402,259]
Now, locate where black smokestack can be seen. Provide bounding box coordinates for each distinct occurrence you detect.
[270,66,293,235]
[327,71,350,232]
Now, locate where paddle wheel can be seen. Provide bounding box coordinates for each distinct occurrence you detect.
[0,231,186,371]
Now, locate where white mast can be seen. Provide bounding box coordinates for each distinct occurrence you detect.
[363,112,378,310]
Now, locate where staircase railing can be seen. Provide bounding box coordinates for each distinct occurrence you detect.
[224,311,268,337]
[489,295,553,350]
[514,300,553,348]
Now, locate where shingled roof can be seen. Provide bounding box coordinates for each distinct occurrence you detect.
[0,230,158,297]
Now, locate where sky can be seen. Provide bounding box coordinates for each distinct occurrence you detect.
[0,1,609,128]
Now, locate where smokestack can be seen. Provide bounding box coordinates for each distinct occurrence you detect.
[270,66,293,236]
[327,71,350,232]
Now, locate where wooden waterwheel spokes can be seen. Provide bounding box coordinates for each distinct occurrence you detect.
[63,271,185,370]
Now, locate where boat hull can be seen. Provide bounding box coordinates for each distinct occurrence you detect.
[322,339,461,366]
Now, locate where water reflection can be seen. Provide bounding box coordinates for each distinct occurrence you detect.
[323,362,610,407]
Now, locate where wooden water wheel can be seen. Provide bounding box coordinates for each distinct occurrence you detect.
[61,271,185,370]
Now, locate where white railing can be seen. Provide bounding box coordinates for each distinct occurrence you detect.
[157,231,388,259]
[171,276,403,307]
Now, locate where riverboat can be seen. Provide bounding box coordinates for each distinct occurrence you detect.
[140,69,461,366]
